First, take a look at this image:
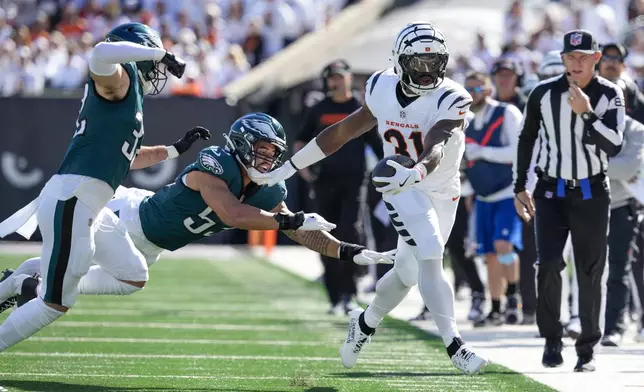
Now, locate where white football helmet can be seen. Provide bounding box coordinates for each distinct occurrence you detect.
[538,50,566,80]
[392,22,449,96]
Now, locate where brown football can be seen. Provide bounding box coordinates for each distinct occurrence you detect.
[371,154,415,189]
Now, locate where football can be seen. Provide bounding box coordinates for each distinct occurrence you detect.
[372,154,415,189]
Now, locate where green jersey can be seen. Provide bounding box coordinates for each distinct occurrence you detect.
[138,146,287,251]
[57,62,145,191]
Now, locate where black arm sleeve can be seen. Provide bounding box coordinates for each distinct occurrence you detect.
[514,85,544,193]
[363,127,384,159]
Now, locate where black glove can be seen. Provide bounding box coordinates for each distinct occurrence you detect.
[173,126,211,155]
[338,242,367,262]
[161,51,186,79]
[274,211,305,230]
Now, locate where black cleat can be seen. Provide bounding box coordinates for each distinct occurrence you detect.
[542,339,564,368]
[505,294,521,325]
[16,274,39,307]
[0,269,17,314]
[574,355,595,372]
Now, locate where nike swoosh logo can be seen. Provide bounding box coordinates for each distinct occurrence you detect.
[458,110,467,115]
[452,196,459,201]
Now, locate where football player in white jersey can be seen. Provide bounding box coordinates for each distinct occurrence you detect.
[249,22,487,375]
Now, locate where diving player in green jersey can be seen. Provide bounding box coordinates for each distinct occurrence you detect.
[0,22,211,352]
[0,114,395,329]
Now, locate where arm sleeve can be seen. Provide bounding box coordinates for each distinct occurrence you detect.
[89,41,166,76]
[607,118,644,180]
[585,87,625,157]
[513,85,543,193]
[480,105,522,164]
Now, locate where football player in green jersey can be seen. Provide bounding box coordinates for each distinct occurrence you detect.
[0,22,212,353]
[0,114,395,331]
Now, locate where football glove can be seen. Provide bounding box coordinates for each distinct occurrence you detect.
[249,160,297,186]
[372,161,426,195]
[161,51,186,79]
[352,249,396,265]
[173,126,211,155]
[275,211,336,231]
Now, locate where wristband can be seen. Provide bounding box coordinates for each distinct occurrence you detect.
[413,163,427,180]
[274,211,305,230]
[290,138,326,170]
[338,242,367,262]
[166,145,179,159]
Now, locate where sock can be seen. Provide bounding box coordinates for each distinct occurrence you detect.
[77,266,142,295]
[0,297,64,351]
[363,269,412,329]
[418,258,460,346]
[358,312,375,335]
[491,299,501,313]
[506,282,518,296]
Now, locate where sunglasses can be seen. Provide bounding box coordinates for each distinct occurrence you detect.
[602,54,624,63]
[466,86,486,93]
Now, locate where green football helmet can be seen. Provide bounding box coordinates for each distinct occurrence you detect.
[105,22,166,95]
[225,113,287,176]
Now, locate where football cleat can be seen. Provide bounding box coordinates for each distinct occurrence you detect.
[339,309,373,369]
[0,269,17,314]
[448,339,488,375]
[16,274,40,307]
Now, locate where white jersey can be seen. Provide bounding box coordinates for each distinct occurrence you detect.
[365,68,472,199]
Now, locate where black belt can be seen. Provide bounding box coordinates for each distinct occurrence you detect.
[537,173,605,188]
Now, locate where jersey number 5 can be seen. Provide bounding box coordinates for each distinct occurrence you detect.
[184,207,216,236]
[384,129,424,160]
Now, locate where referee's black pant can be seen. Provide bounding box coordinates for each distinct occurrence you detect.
[533,177,610,357]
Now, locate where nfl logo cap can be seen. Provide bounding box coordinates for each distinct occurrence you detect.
[561,30,599,54]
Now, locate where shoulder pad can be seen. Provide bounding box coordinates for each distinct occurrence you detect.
[196,146,236,178]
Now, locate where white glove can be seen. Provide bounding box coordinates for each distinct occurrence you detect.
[372,161,426,195]
[465,143,484,160]
[248,161,297,186]
[297,213,336,231]
[353,249,396,265]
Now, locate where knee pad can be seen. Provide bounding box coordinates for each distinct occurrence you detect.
[498,252,518,265]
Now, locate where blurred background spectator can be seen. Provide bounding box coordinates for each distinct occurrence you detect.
[0,0,356,98]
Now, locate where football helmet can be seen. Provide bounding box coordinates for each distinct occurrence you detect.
[392,22,449,95]
[225,113,287,178]
[106,22,167,95]
[538,50,566,80]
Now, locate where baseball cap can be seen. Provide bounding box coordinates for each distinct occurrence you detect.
[491,58,523,76]
[561,30,599,54]
[322,60,351,78]
[601,42,628,61]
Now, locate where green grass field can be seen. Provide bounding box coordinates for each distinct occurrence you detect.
[0,254,553,392]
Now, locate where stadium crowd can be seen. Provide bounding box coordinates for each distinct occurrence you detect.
[0,0,356,97]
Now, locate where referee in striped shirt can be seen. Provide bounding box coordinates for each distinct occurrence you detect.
[513,30,626,372]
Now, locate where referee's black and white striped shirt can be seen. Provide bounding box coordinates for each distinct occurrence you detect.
[514,74,626,192]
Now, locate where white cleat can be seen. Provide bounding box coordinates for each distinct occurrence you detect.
[450,345,488,375]
[339,309,373,369]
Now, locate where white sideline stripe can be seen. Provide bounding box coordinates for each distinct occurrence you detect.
[0,372,292,381]
[51,321,289,331]
[68,308,337,321]
[4,352,425,365]
[30,337,330,346]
